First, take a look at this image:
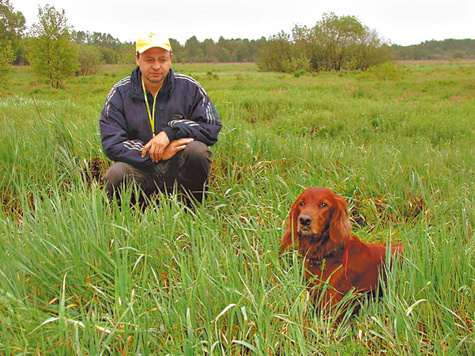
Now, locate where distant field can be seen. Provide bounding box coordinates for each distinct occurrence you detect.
[1,61,474,354]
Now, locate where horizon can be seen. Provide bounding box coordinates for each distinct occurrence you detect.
[12,0,475,48]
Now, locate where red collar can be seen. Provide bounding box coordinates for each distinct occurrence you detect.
[342,238,351,278]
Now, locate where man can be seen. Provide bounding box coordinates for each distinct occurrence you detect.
[100,32,222,207]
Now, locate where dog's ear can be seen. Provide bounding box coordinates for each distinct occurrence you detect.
[280,201,299,253]
[329,194,351,243]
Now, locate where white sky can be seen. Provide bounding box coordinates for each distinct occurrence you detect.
[11,0,475,46]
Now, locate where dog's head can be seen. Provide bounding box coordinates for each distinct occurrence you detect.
[280,187,351,253]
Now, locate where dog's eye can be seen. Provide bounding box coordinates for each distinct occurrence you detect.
[318,202,327,208]
[299,201,305,206]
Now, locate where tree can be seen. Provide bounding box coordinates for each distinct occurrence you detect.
[169,38,183,62]
[258,13,393,73]
[76,44,102,76]
[391,39,475,60]
[28,4,78,88]
[0,0,25,60]
[0,0,25,84]
[183,36,204,62]
[0,40,13,87]
[257,32,294,72]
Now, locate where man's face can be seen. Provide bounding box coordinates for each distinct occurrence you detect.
[135,47,172,89]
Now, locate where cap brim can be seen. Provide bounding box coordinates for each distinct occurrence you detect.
[137,43,171,53]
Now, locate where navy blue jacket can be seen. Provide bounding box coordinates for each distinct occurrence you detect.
[100,67,221,167]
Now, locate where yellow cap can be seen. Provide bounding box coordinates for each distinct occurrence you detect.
[136,32,172,53]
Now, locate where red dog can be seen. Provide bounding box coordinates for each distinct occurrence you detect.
[281,187,403,310]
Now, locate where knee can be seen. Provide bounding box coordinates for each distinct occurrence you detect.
[175,141,212,189]
[183,141,212,168]
[103,162,134,190]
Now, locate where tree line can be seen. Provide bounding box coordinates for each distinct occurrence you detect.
[1,1,474,88]
[0,1,265,87]
[392,39,475,60]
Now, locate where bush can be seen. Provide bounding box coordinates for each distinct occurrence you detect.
[258,13,394,73]
[0,40,14,88]
[360,62,404,81]
[28,5,79,88]
[76,44,103,76]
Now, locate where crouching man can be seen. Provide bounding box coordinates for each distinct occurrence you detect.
[99,32,222,207]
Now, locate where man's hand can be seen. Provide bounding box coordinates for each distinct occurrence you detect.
[142,131,193,162]
[162,138,194,160]
[142,131,170,162]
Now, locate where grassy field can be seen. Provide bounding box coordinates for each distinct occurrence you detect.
[1,61,474,355]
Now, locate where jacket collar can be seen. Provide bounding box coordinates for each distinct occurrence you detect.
[129,67,174,100]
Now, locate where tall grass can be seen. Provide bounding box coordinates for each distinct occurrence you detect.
[1,61,474,354]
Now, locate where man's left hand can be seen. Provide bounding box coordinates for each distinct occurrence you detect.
[142,131,170,162]
[162,138,194,160]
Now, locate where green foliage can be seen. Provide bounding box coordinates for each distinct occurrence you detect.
[359,62,404,81]
[27,4,78,88]
[256,31,292,72]
[76,44,102,76]
[0,39,13,87]
[68,34,264,65]
[0,0,26,64]
[0,0,24,82]
[176,35,263,63]
[0,62,474,354]
[3,1,474,71]
[71,30,121,48]
[258,12,394,73]
[393,39,475,60]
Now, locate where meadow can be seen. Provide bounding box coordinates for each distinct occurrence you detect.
[0,61,474,355]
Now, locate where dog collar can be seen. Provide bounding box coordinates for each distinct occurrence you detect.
[342,239,351,279]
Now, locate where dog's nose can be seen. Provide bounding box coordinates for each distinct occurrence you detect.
[299,215,312,226]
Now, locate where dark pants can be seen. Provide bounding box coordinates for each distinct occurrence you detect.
[103,141,212,207]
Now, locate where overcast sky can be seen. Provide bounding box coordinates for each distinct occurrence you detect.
[12,0,475,46]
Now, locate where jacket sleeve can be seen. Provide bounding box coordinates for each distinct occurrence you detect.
[99,90,154,167]
[163,83,222,146]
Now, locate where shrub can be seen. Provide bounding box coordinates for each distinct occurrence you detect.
[361,62,404,81]
[76,44,103,76]
[0,40,14,88]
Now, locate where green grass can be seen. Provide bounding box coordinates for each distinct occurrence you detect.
[1,61,474,355]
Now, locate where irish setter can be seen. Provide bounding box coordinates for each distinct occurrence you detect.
[280,187,403,312]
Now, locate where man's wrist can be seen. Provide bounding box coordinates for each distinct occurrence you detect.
[163,126,176,142]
